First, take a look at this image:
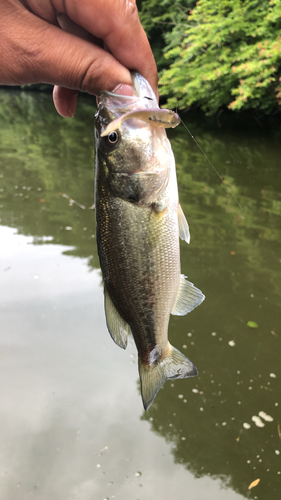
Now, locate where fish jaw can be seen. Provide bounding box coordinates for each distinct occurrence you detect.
[96,72,158,135]
[97,73,179,138]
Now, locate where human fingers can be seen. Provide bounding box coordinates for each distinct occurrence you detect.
[52,13,101,117]
[52,13,136,116]
[44,0,158,96]
[1,2,133,97]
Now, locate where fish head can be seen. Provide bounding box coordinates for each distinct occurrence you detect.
[95,73,175,204]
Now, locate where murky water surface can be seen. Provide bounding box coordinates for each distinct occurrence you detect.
[0,90,280,500]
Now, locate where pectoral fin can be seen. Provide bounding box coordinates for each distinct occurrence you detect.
[104,286,131,349]
[171,274,205,316]
[178,204,190,244]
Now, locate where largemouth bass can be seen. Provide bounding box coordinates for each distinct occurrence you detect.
[95,73,205,410]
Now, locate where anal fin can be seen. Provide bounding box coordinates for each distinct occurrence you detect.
[171,274,205,316]
[178,204,190,244]
[104,286,131,349]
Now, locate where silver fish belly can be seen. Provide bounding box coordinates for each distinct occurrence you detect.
[95,73,205,410]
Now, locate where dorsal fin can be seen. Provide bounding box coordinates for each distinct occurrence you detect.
[171,274,205,316]
[104,286,131,349]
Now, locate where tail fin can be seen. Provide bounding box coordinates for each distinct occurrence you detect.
[138,343,198,411]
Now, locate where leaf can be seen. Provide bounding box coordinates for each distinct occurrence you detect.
[247,321,259,328]
[248,478,260,490]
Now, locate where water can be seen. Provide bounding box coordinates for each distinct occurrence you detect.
[0,90,280,500]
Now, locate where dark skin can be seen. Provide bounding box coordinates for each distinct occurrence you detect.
[1,0,158,116]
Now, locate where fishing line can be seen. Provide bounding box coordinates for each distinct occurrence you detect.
[179,118,281,265]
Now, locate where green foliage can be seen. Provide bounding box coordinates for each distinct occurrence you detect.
[138,0,196,70]
[140,0,281,114]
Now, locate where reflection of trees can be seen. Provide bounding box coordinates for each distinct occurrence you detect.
[169,119,281,294]
[0,90,99,269]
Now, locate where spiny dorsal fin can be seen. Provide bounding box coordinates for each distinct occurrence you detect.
[139,343,198,410]
[178,204,190,244]
[171,274,205,316]
[104,286,131,349]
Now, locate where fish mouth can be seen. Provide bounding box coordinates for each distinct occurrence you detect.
[98,73,180,135]
[97,73,180,136]
[98,72,157,105]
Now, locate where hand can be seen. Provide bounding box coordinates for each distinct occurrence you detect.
[1,0,158,116]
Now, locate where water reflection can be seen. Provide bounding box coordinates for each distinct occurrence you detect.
[0,90,281,499]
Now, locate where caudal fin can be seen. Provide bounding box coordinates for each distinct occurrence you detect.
[138,343,198,411]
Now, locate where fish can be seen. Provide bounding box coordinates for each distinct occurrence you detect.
[94,72,205,410]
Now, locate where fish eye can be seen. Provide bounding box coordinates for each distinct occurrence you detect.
[101,129,120,152]
[106,131,119,145]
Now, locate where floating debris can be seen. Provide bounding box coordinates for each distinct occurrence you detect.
[275,450,280,455]
[252,416,265,428]
[248,478,260,490]
[259,411,274,422]
[243,423,251,430]
[278,424,281,439]
[247,321,258,328]
[135,472,142,477]
[65,226,72,231]
[270,373,277,378]
[228,340,236,347]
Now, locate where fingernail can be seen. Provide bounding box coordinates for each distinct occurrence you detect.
[111,84,134,97]
[67,93,78,117]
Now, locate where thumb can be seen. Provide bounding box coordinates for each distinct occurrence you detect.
[2,5,132,100]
